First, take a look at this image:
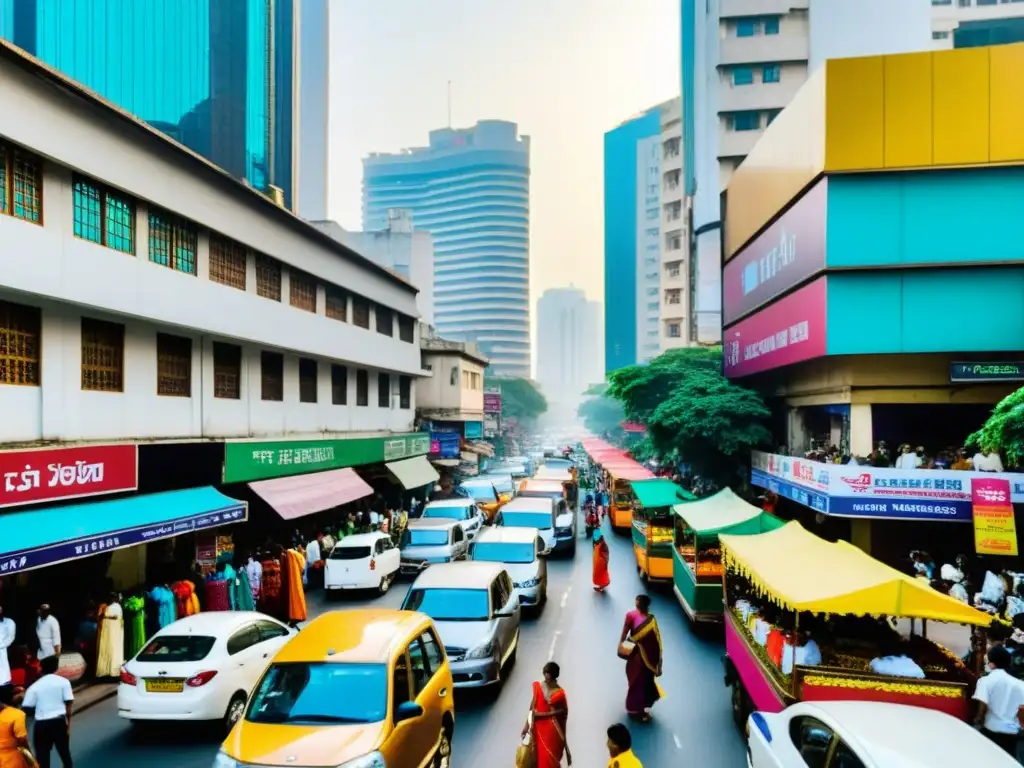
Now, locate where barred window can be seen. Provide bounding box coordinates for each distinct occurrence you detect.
[156,333,192,397]
[72,175,134,254]
[81,318,124,392]
[209,234,247,290]
[0,299,41,386]
[326,287,347,322]
[378,372,391,408]
[376,306,393,337]
[149,209,198,275]
[331,364,347,405]
[356,369,368,407]
[256,254,281,301]
[261,351,284,401]
[352,297,370,329]
[399,315,415,343]
[399,375,411,409]
[0,141,42,223]
[289,271,317,312]
[299,358,318,403]
[213,342,241,399]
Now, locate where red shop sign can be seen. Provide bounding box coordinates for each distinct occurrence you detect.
[0,444,138,509]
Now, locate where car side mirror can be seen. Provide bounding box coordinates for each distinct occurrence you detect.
[395,701,424,723]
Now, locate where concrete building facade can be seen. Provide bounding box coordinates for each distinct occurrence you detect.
[535,288,603,405]
[658,98,689,350]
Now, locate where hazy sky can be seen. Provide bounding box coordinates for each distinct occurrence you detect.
[328,0,681,308]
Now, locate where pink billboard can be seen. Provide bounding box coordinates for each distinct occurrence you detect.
[723,179,827,325]
[723,277,828,378]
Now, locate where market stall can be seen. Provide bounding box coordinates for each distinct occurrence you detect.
[672,488,784,623]
[630,478,695,582]
[719,521,991,728]
[605,464,656,530]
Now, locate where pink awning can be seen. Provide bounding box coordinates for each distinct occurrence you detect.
[249,468,374,521]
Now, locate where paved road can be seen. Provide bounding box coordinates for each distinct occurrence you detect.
[57,526,746,767]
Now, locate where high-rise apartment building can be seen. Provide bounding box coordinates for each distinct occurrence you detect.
[658,98,689,351]
[680,0,931,343]
[931,0,1024,48]
[362,121,531,378]
[536,288,603,404]
[0,0,330,218]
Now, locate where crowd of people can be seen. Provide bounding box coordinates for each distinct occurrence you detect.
[795,440,1007,472]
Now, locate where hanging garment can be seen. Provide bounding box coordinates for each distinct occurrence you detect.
[232,569,256,612]
[285,549,308,623]
[94,602,108,669]
[245,559,262,603]
[222,565,237,610]
[259,557,284,620]
[123,596,147,659]
[95,602,125,678]
[204,577,231,612]
[148,586,177,629]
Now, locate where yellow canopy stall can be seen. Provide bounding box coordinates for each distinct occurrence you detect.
[719,522,991,626]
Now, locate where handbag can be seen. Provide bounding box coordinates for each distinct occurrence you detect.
[617,640,636,659]
[515,712,537,768]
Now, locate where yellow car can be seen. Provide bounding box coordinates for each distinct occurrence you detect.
[217,609,454,768]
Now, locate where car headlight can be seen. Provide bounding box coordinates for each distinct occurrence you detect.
[338,752,386,768]
[213,752,239,768]
[516,578,540,588]
[464,639,495,660]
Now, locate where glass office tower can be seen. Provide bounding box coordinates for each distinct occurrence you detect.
[0,0,295,208]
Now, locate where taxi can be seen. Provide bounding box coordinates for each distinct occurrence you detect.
[216,609,454,768]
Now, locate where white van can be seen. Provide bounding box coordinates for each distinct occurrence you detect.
[323,532,400,595]
[497,497,557,553]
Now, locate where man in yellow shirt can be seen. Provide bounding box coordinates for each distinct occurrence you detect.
[606,723,643,768]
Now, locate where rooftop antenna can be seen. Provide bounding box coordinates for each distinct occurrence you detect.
[447,80,452,128]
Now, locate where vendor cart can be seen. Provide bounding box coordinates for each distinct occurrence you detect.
[630,478,695,583]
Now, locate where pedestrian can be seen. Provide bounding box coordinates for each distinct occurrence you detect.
[619,595,663,721]
[0,684,33,768]
[973,644,1024,755]
[593,530,610,593]
[605,723,642,768]
[35,605,61,662]
[22,654,73,768]
[520,662,571,767]
[0,606,14,702]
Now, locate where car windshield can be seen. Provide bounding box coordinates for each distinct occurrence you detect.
[403,588,490,621]
[136,635,216,663]
[423,506,471,521]
[247,662,387,725]
[471,542,535,564]
[503,512,552,531]
[403,529,450,547]
[330,545,372,560]
[462,485,497,502]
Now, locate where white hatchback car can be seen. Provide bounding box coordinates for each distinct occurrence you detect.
[748,700,1018,768]
[117,611,294,731]
[422,498,485,540]
[323,531,400,595]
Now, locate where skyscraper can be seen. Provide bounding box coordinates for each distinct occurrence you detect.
[536,288,603,405]
[363,121,531,377]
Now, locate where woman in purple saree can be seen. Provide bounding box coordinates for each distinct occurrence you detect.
[619,594,663,721]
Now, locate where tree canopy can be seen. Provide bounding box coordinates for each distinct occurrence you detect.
[967,386,1024,468]
[606,347,722,424]
[486,376,548,423]
[576,383,625,437]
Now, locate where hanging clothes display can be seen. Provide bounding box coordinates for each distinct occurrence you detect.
[148,586,177,629]
[231,568,256,612]
[204,574,231,612]
[245,557,262,604]
[285,548,307,624]
[171,581,200,618]
[123,596,147,659]
[222,564,237,611]
[95,601,125,678]
[259,555,284,621]
[94,601,108,670]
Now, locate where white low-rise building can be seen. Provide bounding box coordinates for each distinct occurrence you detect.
[418,336,488,425]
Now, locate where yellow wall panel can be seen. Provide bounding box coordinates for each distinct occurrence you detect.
[883,53,932,169]
[932,47,990,166]
[989,44,1024,163]
[824,56,883,171]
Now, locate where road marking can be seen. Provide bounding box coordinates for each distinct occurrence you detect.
[560,586,572,608]
[673,734,682,749]
[548,629,561,660]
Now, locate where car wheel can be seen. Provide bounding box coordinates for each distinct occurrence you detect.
[224,692,247,732]
[379,573,393,595]
[568,541,576,557]
[434,724,453,768]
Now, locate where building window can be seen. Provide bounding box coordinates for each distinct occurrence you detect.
[331,364,347,405]
[665,289,682,305]
[209,234,248,290]
[261,351,284,402]
[978,0,997,4]
[736,19,756,36]
[213,342,241,399]
[399,315,415,343]
[732,67,754,85]
[72,176,135,254]
[149,209,198,275]
[399,375,411,409]
[764,16,779,34]
[376,306,393,336]
[0,142,42,223]
[931,0,952,4]
[762,64,781,83]
[290,271,317,312]
[378,372,391,408]
[156,333,192,397]
[450,367,459,386]
[0,300,41,386]
[80,318,124,392]
[353,297,371,329]
[299,358,318,403]
[326,287,348,321]
[932,31,950,40]
[254,254,282,301]
[356,369,369,406]
[667,322,682,338]
[730,112,761,131]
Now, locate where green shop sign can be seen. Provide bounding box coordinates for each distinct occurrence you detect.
[223,433,431,483]
[950,362,1024,384]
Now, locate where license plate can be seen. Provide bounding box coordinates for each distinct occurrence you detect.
[145,678,184,693]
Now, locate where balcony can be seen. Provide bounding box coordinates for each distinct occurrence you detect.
[718,127,764,159]
[720,0,806,18]
[719,77,805,114]
[719,33,809,67]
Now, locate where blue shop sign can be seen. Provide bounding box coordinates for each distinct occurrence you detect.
[430,432,461,459]
[464,421,484,439]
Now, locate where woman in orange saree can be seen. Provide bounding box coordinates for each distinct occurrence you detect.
[620,594,662,721]
[285,548,307,626]
[0,686,30,768]
[592,530,610,592]
[521,662,571,767]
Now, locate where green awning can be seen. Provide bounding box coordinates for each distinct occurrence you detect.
[672,487,785,538]
[631,478,696,510]
[386,455,440,490]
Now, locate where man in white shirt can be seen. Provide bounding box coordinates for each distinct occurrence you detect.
[0,605,14,696]
[973,449,1005,473]
[36,604,61,660]
[22,654,74,767]
[974,645,1024,756]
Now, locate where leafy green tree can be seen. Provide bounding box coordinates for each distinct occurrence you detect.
[607,347,721,423]
[486,377,548,423]
[967,386,1024,468]
[576,390,625,436]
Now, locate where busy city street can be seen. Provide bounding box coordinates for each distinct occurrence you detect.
[61,522,745,768]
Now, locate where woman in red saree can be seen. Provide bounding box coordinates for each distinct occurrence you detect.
[620,594,662,721]
[593,530,610,592]
[521,662,572,766]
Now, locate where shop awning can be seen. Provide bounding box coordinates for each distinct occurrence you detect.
[673,488,784,537]
[431,458,460,468]
[631,478,696,509]
[719,522,992,625]
[387,455,440,490]
[249,468,373,521]
[607,465,656,481]
[0,487,247,577]
[463,441,495,457]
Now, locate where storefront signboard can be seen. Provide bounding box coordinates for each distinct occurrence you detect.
[0,444,138,510]
[723,180,827,325]
[724,278,828,378]
[972,477,1018,556]
[223,434,431,483]
[950,362,1024,383]
[464,421,484,439]
[484,392,503,414]
[751,450,1024,522]
[430,432,461,459]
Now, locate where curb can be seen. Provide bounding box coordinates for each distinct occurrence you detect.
[71,683,118,716]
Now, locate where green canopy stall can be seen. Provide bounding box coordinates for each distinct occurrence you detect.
[629,478,696,582]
